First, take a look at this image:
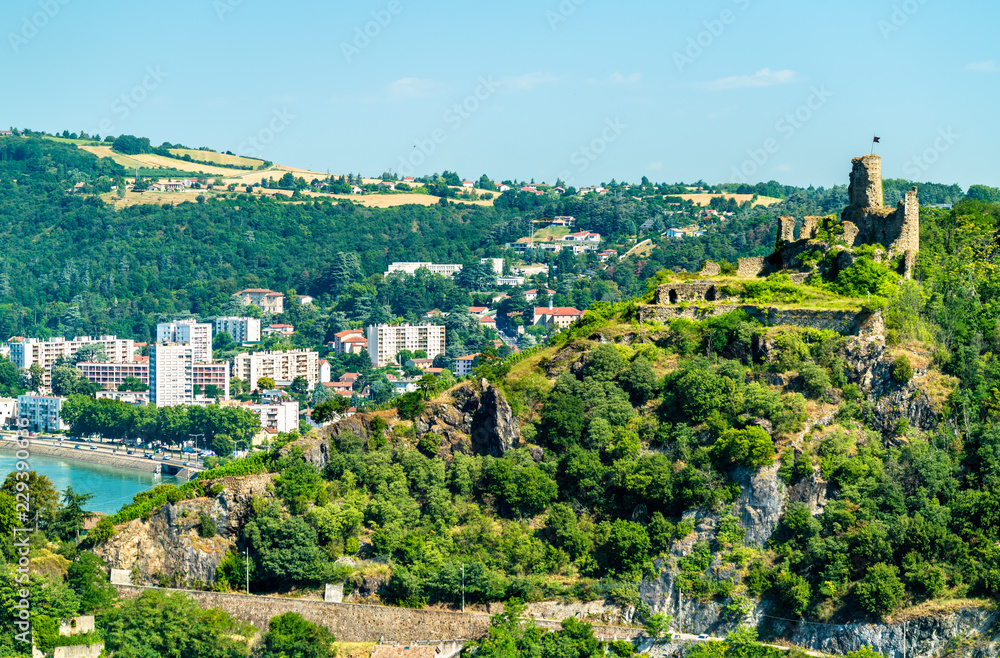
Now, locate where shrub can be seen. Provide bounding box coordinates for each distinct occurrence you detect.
[856,563,905,618]
[198,513,217,538]
[713,426,776,468]
[799,361,831,399]
[891,355,913,383]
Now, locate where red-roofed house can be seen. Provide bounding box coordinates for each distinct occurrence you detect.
[480,315,497,328]
[467,306,490,317]
[462,181,474,188]
[454,354,480,376]
[262,323,294,338]
[524,288,556,302]
[237,288,285,314]
[533,307,585,329]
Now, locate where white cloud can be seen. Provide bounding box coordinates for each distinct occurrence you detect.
[647,162,663,171]
[383,77,443,101]
[609,72,641,85]
[967,60,1000,73]
[700,68,798,91]
[498,72,558,91]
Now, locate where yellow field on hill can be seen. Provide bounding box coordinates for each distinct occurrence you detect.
[81,145,237,176]
[676,193,782,207]
[168,148,262,168]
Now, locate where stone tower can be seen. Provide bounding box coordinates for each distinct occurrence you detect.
[840,154,918,279]
[848,154,884,208]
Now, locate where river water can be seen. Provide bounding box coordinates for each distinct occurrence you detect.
[0,451,180,515]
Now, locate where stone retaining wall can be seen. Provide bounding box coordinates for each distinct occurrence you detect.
[736,257,766,277]
[112,585,643,643]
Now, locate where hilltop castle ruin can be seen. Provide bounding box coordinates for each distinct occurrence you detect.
[772,153,919,278]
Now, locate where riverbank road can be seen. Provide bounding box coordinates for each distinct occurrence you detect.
[0,433,205,473]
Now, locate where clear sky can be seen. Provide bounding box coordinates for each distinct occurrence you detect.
[3,0,996,189]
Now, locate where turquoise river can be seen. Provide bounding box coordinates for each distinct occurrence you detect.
[0,452,179,515]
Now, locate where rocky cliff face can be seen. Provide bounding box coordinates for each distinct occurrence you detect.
[415,379,520,457]
[94,473,273,587]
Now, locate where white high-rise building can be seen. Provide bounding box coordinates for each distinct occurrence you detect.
[157,319,212,364]
[366,324,446,367]
[215,317,261,344]
[10,335,135,386]
[149,343,194,407]
[233,350,319,388]
[17,395,68,433]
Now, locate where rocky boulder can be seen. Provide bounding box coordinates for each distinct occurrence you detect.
[415,379,520,457]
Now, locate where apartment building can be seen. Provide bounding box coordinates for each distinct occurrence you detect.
[157,319,212,363]
[242,399,299,438]
[366,323,446,367]
[237,288,285,314]
[149,343,194,407]
[454,354,479,377]
[10,335,135,385]
[18,395,69,433]
[78,359,149,391]
[194,362,230,399]
[215,316,261,344]
[233,350,319,388]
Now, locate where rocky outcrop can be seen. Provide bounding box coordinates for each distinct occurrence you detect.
[839,332,938,441]
[94,473,273,587]
[732,463,786,548]
[415,380,520,457]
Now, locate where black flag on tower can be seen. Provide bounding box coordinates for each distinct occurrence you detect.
[870,135,880,155]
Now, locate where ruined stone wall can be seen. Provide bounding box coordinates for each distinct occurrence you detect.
[800,217,820,240]
[736,257,765,278]
[640,304,882,336]
[779,216,795,242]
[653,283,733,305]
[698,261,721,276]
[111,585,642,643]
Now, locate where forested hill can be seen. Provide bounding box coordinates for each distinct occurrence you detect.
[0,136,988,344]
[0,137,501,340]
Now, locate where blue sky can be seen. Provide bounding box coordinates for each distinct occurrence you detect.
[3,0,996,189]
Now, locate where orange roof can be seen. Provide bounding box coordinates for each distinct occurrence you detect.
[334,330,364,338]
[535,307,584,316]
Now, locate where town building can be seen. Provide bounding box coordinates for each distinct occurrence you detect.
[262,323,294,338]
[95,391,148,405]
[480,258,504,275]
[246,400,299,437]
[10,335,135,386]
[233,350,319,388]
[454,354,479,376]
[0,398,16,428]
[524,288,556,302]
[149,343,194,407]
[215,317,261,344]
[331,329,367,355]
[79,359,149,391]
[194,362,231,400]
[157,319,212,364]
[385,262,463,278]
[18,394,68,433]
[237,288,285,314]
[366,324,446,368]
[533,307,586,329]
[318,359,331,383]
[496,275,526,286]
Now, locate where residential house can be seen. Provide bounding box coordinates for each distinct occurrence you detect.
[524,288,556,302]
[532,307,585,329]
[237,289,285,314]
[467,306,490,317]
[454,354,479,377]
[318,358,331,383]
[331,329,366,355]
[497,184,511,192]
[262,323,295,338]
[462,181,474,188]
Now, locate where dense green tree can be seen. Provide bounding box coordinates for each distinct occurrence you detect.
[259,612,335,658]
